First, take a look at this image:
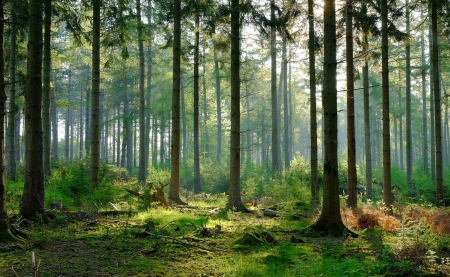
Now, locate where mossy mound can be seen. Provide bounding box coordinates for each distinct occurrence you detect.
[235,231,277,246]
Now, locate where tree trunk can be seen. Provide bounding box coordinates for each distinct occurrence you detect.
[202,50,210,159]
[20,0,49,220]
[213,27,222,162]
[79,88,84,158]
[228,0,248,212]
[193,12,202,194]
[85,70,91,155]
[309,0,354,237]
[137,0,146,182]
[362,31,372,200]
[405,0,413,196]
[124,92,132,173]
[308,0,319,204]
[146,1,153,176]
[346,0,357,208]
[282,41,290,169]
[381,0,392,209]
[169,0,184,204]
[90,0,101,189]
[43,0,52,176]
[116,105,121,166]
[431,0,444,206]
[270,0,280,174]
[51,63,58,159]
[181,75,187,164]
[421,15,428,174]
[7,2,17,181]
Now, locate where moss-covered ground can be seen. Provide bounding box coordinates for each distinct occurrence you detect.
[1,198,449,277]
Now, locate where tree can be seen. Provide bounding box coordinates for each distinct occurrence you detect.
[346,0,357,208]
[270,0,281,174]
[420,8,428,176]
[381,0,392,209]
[228,0,248,212]
[137,0,147,183]
[308,0,319,204]
[362,30,372,200]
[43,0,52,177]
[169,0,185,204]
[20,0,49,220]
[431,0,444,206]
[405,0,413,196]
[6,1,17,182]
[90,0,101,189]
[193,9,202,194]
[307,0,354,237]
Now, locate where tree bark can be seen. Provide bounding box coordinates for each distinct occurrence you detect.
[90,0,101,189]
[228,0,248,212]
[20,0,49,220]
[381,0,392,209]
[308,0,354,236]
[169,0,185,204]
[282,41,290,169]
[308,0,319,204]
[137,0,146,182]
[405,0,413,196]
[346,0,357,208]
[43,0,52,176]
[270,0,281,174]
[7,2,17,181]
[431,0,444,206]
[362,31,372,200]
[193,12,202,194]
[213,27,222,162]
[421,16,428,174]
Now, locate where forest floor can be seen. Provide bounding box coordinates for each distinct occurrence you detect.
[1,198,450,277]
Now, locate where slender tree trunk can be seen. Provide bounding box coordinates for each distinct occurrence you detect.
[85,69,91,155]
[90,0,101,189]
[214,27,222,162]
[282,41,290,169]
[79,89,84,158]
[160,119,165,164]
[405,0,413,196]
[21,0,48,220]
[181,75,187,164]
[381,0,392,208]
[346,0,357,208]
[104,111,109,163]
[7,3,17,181]
[363,32,372,200]
[228,0,248,212]
[429,5,436,184]
[51,63,58,159]
[308,0,318,204]
[270,0,280,174]
[431,0,444,206]
[399,91,403,171]
[421,17,428,175]
[193,12,202,194]
[202,50,209,159]
[152,118,158,167]
[117,106,121,167]
[43,0,52,176]
[137,0,146,182]
[146,1,153,176]
[124,90,132,173]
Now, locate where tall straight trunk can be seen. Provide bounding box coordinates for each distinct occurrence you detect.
[90,0,101,188]
[104,111,109,163]
[121,123,126,168]
[15,113,21,162]
[443,82,449,167]
[282,41,290,169]
[0,0,17,240]
[381,0,392,208]
[363,31,372,200]
[79,89,84,158]
[421,16,428,174]
[168,0,184,203]
[152,118,157,167]
[429,19,436,184]
[288,47,294,159]
[134,120,137,168]
[43,0,51,176]
[193,13,201,194]
[65,91,70,162]
[431,0,444,206]
[228,0,248,212]
[309,0,353,236]
[181,76,187,164]
[346,0,357,208]
[124,89,132,173]
[21,0,48,219]
[394,114,398,165]
[137,0,146,182]
[85,70,91,154]
[202,51,209,159]
[213,27,222,162]
[160,119,165,164]
[50,64,58,159]
[146,1,153,175]
[405,0,413,195]
[245,85,251,164]
[270,0,280,174]
[308,0,318,204]
[399,98,403,171]
[116,106,121,166]
[70,108,74,162]
[7,3,17,181]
